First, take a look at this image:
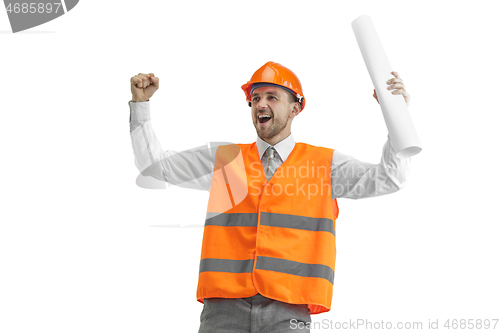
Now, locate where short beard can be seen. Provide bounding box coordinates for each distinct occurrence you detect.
[257,112,288,139]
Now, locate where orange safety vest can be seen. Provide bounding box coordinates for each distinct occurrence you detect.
[196,142,339,314]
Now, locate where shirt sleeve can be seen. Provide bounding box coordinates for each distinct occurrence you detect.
[129,101,215,191]
[331,135,411,199]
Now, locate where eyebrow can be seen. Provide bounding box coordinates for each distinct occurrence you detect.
[251,90,280,98]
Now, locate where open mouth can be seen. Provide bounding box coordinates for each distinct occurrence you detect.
[258,114,272,124]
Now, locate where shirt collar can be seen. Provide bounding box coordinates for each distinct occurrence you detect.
[256,133,296,161]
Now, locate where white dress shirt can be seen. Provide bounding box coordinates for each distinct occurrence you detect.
[129,101,410,199]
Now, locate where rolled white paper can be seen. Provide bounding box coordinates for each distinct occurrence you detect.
[351,15,421,158]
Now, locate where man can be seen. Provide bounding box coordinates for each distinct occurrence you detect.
[129,61,411,332]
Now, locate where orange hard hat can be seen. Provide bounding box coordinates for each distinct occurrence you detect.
[241,61,306,111]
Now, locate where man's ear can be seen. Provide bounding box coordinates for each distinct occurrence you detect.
[291,102,301,117]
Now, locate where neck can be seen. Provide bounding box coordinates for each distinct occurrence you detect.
[260,129,291,146]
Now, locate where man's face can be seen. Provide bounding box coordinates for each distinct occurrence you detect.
[251,86,298,141]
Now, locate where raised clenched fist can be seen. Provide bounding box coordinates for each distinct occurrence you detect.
[130,73,159,102]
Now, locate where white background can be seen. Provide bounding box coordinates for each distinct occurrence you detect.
[1,0,499,332]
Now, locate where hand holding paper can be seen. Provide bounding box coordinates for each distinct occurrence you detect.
[373,71,411,106]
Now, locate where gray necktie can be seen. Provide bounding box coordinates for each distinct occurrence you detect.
[265,146,279,182]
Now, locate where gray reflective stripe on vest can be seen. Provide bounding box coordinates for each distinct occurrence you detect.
[205,212,258,227]
[255,256,334,284]
[260,212,335,237]
[199,258,254,273]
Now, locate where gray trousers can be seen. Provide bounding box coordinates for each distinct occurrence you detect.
[198,293,311,333]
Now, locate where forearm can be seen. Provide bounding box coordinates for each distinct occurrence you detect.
[129,101,168,176]
[331,135,411,199]
[375,135,411,194]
